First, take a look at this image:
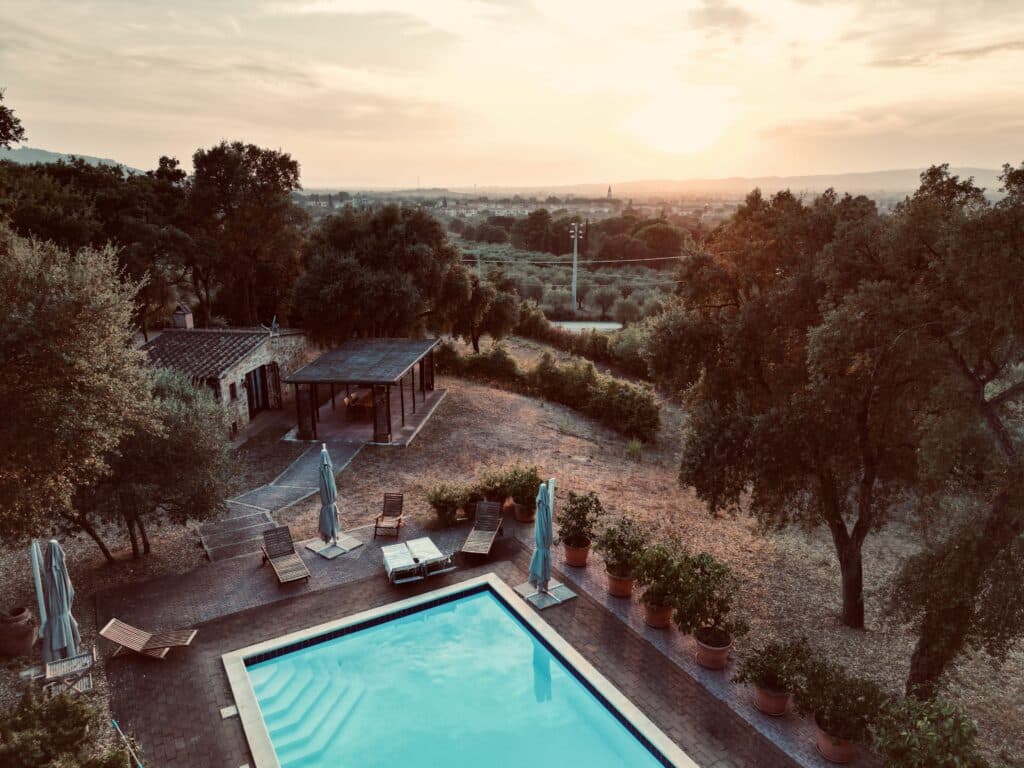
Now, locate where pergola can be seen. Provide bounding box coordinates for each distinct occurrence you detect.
[285,338,439,443]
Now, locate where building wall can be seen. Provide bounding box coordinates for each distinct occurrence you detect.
[213,331,313,434]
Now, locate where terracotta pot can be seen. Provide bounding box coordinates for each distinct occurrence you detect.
[0,606,36,658]
[606,570,635,598]
[563,543,590,567]
[814,716,859,764]
[643,603,673,628]
[694,630,732,670]
[512,502,535,523]
[753,684,790,717]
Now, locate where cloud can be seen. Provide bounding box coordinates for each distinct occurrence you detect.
[871,39,1024,67]
[688,0,756,34]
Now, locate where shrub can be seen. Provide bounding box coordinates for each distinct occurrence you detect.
[0,690,134,768]
[594,515,648,578]
[608,324,650,377]
[634,540,688,607]
[594,375,660,438]
[555,491,604,548]
[871,697,989,768]
[673,552,747,645]
[612,297,642,325]
[433,338,463,374]
[733,639,811,693]
[426,482,473,526]
[476,463,542,510]
[542,288,574,319]
[592,285,620,318]
[462,344,522,383]
[794,659,887,743]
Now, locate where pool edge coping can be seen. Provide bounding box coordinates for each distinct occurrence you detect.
[222,573,698,768]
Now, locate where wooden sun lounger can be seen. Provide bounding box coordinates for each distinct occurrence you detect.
[374,493,405,538]
[99,619,198,660]
[382,537,455,584]
[43,646,97,695]
[460,501,504,556]
[262,526,311,585]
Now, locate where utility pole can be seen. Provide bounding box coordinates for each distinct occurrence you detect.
[569,221,581,312]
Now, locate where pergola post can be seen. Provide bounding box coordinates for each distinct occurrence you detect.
[400,373,405,426]
[411,365,416,414]
[330,383,336,410]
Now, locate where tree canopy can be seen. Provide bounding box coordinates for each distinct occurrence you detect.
[0,88,25,148]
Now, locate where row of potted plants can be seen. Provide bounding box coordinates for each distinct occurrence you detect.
[552,491,991,766]
[426,463,543,526]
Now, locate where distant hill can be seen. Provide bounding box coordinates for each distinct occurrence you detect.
[0,146,140,173]
[451,167,1005,200]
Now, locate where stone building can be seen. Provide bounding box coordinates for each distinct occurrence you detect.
[142,309,310,435]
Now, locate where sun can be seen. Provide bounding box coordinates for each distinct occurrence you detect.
[621,83,745,155]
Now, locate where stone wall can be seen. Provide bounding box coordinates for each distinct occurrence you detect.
[213,331,313,434]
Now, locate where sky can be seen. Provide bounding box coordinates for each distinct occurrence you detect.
[1,0,1022,188]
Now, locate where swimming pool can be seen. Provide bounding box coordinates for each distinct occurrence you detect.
[223,575,694,768]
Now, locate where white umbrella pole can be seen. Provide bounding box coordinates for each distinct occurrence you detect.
[29,540,47,641]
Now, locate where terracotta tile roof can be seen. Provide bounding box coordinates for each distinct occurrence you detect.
[142,329,270,380]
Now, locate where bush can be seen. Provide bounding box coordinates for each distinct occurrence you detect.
[673,552,747,645]
[608,324,650,377]
[555,491,604,548]
[634,540,688,607]
[594,515,648,578]
[871,696,989,768]
[541,288,574,319]
[612,297,642,325]
[592,285,620,318]
[433,338,462,374]
[733,638,811,693]
[426,482,473,526]
[476,463,542,510]
[0,690,135,768]
[461,344,521,383]
[794,659,887,743]
[594,375,660,438]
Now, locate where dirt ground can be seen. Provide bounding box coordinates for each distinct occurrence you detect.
[1,336,1020,763]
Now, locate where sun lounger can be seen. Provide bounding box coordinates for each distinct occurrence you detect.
[43,646,97,695]
[99,619,198,660]
[262,526,311,585]
[382,537,455,584]
[460,501,504,556]
[374,493,405,538]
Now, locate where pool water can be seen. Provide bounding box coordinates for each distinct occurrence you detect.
[246,590,667,767]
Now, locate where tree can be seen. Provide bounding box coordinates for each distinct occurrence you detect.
[0,88,26,148]
[446,267,520,352]
[511,209,554,251]
[0,225,155,557]
[598,233,650,264]
[634,221,686,266]
[73,372,233,560]
[592,285,620,319]
[612,296,641,325]
[190,141,305,326]
[295,205,459,343]
[647,188,901,629]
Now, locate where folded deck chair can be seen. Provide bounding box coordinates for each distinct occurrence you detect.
[262,526,311,585]
[44,646,97,695]
[99,619,197,660]
[374,493,405,538]
[460,501,504,556]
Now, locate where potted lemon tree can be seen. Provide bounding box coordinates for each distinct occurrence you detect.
[554,491,604,567]
[593,515,647,598]
[673,552,746,669]
[794,658,886,763]
[732,638,810,716]
[634,540,687,628]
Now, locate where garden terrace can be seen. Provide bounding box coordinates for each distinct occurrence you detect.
[285,338,444,445]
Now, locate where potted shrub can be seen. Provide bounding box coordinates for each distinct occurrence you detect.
[634,540,686,628]
[554,491,604,567]
[593,516,647,597]
[477,463,542,523]
[732,638,810,716]
[871,696,988,768]
[426,482,472,527]
[794,659,886,763]
[673,552,746,669]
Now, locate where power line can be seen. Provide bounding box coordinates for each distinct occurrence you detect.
[460,255,683,265]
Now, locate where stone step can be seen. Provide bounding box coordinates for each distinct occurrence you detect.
[198,511,273,536]
[200,520,277,552]
[204,537,268,562]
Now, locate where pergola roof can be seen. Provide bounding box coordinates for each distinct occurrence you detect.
[285,338,439,385]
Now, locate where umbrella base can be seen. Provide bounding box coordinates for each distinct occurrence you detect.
[514,580,576,610]
[305,533,363,559]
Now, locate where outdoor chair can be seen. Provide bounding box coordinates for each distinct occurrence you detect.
[460,501,504,556]
[374,493,405,538]
[99,618,198,660]
[262,525,311,585]
[43,646,97,696]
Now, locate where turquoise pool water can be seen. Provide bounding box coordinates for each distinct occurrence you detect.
[246,590,668,767]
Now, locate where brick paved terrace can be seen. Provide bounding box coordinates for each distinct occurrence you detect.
[97,529,809,768]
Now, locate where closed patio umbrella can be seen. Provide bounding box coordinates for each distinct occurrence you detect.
[41,539,80,663]
[318,443,341,546]
[528,481,553,594]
